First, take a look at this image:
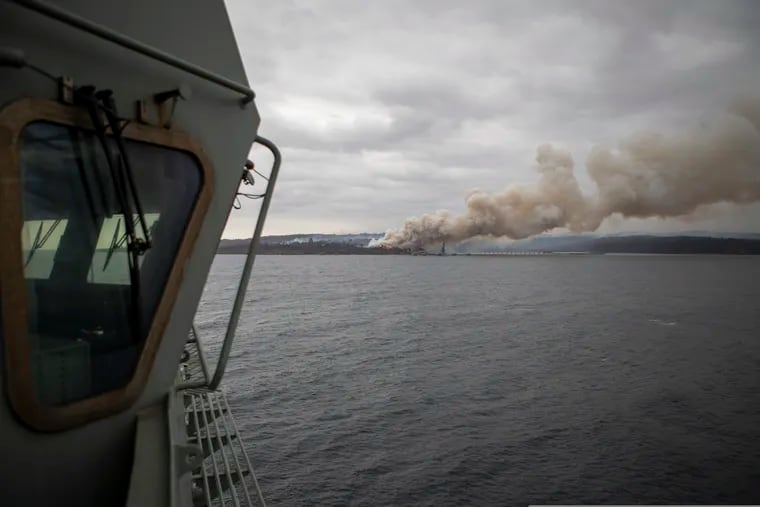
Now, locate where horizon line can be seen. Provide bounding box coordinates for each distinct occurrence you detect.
[220,230,759,241]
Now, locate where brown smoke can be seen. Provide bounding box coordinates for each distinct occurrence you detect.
[374,98,760,249]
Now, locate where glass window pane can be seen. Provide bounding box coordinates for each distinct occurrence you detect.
[18,121,202,405]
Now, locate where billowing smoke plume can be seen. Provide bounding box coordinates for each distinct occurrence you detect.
[374,98,760,249]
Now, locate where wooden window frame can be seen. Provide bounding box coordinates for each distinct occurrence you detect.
[0,98,214,431]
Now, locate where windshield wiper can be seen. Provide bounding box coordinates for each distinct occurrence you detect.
[25,219,62,267]
[97,90,152,252]
[79,86,150,341]
[103,217,129,271]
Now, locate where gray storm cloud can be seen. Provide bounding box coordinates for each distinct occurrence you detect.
[374,98,760,249]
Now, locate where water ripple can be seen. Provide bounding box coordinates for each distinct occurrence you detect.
[203,255,760,506]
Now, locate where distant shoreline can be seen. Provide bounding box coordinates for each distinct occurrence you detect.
[218,243,405,255]
[217,252,760,256]
[218,235,760,256]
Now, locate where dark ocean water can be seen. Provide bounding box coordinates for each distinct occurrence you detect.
[196,255,760,506]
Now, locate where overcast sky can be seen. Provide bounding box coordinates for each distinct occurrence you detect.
[223,0,760,238]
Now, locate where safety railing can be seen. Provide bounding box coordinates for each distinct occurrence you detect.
[176,135,281,392]
[177,333,266,506]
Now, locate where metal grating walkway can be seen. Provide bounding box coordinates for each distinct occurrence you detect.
[179,332,266,507]
[185,390,265,507]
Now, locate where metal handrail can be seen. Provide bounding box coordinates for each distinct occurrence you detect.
[8,0,256,104]
[208,135,281,390]
[175,135,281,393]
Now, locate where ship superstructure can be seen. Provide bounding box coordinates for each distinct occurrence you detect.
[0,1,278,505]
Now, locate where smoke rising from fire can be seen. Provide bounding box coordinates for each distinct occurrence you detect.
[373,98,760,249]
